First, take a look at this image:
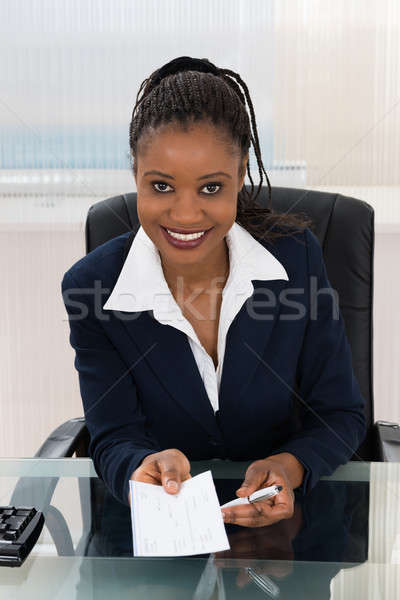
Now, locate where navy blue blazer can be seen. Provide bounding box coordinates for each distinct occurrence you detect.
[62,226,367,506]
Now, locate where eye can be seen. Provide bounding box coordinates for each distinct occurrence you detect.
[152,181,173,193]
[151,181,223,195]
[202,182,223,195]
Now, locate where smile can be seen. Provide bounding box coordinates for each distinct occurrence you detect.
[160,226,213,249]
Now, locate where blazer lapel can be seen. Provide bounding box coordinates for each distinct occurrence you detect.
[218,278,289,415]
[119,311,221,437]
[116,277,288,434]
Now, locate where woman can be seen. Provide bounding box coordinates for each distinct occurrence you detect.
[62,56,366,528]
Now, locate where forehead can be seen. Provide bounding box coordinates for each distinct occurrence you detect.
[137,121,237,172]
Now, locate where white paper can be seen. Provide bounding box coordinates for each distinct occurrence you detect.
[129,470,230,557]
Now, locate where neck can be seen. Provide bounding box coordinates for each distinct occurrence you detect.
[160,238,230,294]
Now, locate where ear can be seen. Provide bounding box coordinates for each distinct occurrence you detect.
[132,157,138,183]
[239,153,249,189]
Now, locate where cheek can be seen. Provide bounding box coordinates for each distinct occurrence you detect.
[211,198,237,222]
[137,194,163,222]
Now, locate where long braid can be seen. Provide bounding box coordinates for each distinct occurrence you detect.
[129,56,312,242]
[220,68,269,203]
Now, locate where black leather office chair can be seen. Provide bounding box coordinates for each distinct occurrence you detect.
[38,185,400,463]
[11,185,399,557]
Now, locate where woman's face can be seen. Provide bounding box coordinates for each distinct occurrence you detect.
[134,121,248,275]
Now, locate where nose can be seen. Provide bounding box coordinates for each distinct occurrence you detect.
[169,193,205,226]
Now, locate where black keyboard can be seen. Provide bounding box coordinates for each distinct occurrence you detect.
[0,506,44,567]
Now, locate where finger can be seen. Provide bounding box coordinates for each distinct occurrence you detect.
[264,473,294,503]
[132,469,161,485]
[222,503,265,527]
[257,496,294,522]
[159,465,182,493]
[223,511,288,528]
[222,503,262,520]
[223,512,266,528]
[260,497,275,507]
[223,497,293,527]
[158,453,190,493]
[257,469,294,508]
[236,461,268,497]
[270,484,294,510]
[132,460,163,485]
[221,496,277,521]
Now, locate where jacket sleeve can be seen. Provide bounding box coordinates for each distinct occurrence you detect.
[269,228,367,494]
[62,270,161,506]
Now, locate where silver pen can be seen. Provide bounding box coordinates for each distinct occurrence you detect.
[248,484,283,504]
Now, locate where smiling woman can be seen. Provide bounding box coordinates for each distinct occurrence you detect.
[62,56,366,532]
[129,56,312,298]
[129,56,312,245]
[135,120,240,291]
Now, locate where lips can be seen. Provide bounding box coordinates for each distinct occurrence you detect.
[161,226,213,234]
[160,224,213,249]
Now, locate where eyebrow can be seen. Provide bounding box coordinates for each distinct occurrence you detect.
[143,170,232,180]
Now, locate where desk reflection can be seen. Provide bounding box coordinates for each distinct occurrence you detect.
[76,478,368,599]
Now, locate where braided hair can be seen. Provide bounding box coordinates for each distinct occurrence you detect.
[129,56,313,243]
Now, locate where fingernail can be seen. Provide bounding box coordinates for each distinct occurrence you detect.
[222,512,228,521]
[166,480,178,491]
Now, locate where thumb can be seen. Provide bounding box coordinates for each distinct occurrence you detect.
[158,453,186,494]
[236,463,266,497]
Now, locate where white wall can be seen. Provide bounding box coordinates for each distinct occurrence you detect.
[0,0,399,456]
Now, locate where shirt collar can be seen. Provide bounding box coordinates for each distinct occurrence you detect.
[103,221,289,312]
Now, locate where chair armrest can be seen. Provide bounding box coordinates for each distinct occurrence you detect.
[375,420,400,462]
[35,417,89,458]
[9,418,88,557]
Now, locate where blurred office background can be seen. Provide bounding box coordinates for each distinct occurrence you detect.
[0,0,399,458]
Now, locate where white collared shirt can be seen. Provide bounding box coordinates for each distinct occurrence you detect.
[103,221,289,413]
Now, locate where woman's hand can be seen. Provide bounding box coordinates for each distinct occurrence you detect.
[221,453,304,528]
[129,448,191,504]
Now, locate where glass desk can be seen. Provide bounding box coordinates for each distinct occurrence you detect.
[0,458,399,599]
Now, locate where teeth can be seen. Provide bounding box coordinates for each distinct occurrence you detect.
[166,229,206,241]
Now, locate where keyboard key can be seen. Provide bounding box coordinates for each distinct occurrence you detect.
[15,509,35,521]
[1,509,15,517]
[0,535,13,544]
[4,530,18,541]
[0,523,8,531]
[5,517,26,532]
